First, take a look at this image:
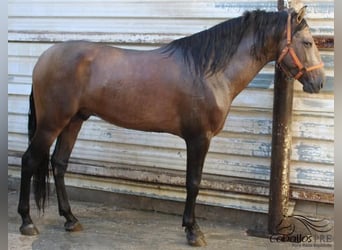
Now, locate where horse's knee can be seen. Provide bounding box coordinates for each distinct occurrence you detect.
[186,180,200,196]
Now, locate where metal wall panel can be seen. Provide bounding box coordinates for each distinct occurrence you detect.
[8,0,334,211]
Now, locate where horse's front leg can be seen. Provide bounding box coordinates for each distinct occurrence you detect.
[183,135,211,247]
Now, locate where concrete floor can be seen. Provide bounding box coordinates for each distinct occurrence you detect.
[8,190,333,250]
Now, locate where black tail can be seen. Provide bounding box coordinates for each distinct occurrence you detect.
[28,89,36,143]
[28,89,50,212]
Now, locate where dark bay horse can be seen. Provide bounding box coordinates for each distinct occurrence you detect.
[18,7,324,246]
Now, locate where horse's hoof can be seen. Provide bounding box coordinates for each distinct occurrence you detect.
[185,224,207,247]
[64,221,83,232]
[20,223,39,236]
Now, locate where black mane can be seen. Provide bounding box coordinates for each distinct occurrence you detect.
[163,10,308,76]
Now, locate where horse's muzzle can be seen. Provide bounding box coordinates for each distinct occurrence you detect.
[303,79,324,93]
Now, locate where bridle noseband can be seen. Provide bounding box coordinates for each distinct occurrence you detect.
[277,13,324,80]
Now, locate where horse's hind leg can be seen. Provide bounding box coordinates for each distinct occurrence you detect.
[18,128,59,235]
[51,115,85,232]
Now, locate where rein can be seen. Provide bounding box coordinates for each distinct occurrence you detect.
[277,14,324,80]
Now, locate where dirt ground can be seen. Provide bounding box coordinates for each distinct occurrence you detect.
[8,190,333,250]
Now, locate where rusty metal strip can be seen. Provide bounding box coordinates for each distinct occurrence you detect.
[290,187,334,204]
[314,36,334,50]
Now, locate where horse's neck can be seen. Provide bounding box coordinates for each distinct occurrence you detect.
[222,34,277,99]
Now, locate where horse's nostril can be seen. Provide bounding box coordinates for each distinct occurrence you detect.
[320,82,324,89]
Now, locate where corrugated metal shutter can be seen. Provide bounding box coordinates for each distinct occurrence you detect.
[8,0,334,213]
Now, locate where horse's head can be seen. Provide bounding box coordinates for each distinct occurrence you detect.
[277,6,325,93]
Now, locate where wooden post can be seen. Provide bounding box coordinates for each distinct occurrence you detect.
[268,0,296,235]
[247,64,294,237]
[268,69,294,234]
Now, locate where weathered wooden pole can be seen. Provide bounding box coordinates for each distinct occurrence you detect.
[268,0,295,235]
[268,69,293,234]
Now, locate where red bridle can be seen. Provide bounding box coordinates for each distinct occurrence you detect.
[277,14,324,80]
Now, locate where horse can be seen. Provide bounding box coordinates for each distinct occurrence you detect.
[18,7,325,246]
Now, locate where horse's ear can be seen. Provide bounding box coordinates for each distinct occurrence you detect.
[296,5,307,23]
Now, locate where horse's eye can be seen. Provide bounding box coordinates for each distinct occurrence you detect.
[303,41,313,48]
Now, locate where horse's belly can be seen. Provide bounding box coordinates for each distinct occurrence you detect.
[85,84,183,135]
